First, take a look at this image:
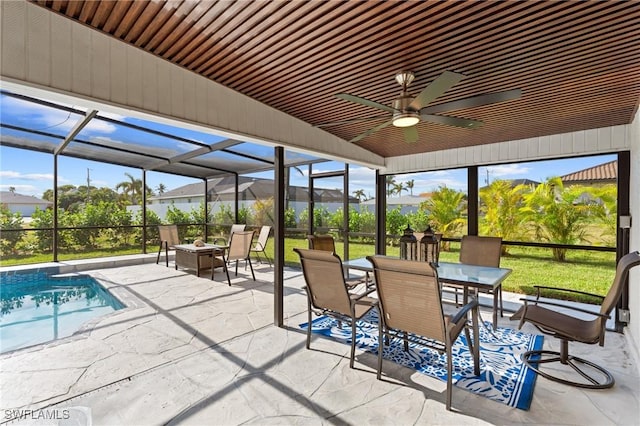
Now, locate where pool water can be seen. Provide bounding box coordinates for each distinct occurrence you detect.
[0,272,124,354]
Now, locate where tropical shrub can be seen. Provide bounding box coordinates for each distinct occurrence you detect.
[0,205,24,255]
[479,179,529,253]
[521,177,600,261]
[420,186,466,249]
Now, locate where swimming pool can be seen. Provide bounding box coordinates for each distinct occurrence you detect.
[0,271,124,354]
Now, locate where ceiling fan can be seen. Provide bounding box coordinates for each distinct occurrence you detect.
[317,70,521,143]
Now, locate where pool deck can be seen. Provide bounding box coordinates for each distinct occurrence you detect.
[1,258,639,425]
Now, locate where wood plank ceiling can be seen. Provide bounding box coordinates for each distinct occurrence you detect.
[32,0,640,158]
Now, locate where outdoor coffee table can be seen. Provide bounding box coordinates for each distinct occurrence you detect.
[174,243,230,284]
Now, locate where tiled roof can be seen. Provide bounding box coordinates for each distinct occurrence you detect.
[561,161,617,183]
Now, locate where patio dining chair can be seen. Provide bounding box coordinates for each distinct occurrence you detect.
[512,250,640,389]
[226,230,256,284]
[367,255,480,411]
[456,236,503,316]
[250,225,272,266]
[213,224,245,246]
[156,224,180,267]
[294,248,377,368]
[307,234,369,289]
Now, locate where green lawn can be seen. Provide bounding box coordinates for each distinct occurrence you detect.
[1,237,616,304]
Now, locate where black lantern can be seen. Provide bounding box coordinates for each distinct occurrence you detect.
[399,224,417,260]
[419,225,440,265]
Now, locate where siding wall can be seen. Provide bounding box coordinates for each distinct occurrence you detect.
[385,125,631,174]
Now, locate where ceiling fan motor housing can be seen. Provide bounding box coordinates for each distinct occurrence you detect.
[392,94,420,127]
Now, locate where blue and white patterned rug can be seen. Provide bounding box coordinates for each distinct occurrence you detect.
[300,309,543,410]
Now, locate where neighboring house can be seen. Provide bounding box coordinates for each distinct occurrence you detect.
[560,160,617,186]
[0,191,53,216]
[479,178,540,191]
[361,195,427,215]
[133,175,357,221]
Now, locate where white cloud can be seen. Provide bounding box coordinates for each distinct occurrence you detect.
[483,164,530,178]
[0,171,54,181]
[0,184,40,195]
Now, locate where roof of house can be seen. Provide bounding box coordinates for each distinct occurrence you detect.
[362,195,427,206]
[561,160,617,184]
[0,191,53,205]
[151,176,357,203]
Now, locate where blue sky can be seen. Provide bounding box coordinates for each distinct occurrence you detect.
[0,92,616,199]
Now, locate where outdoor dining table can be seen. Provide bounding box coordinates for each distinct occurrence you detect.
[343,257,512,329]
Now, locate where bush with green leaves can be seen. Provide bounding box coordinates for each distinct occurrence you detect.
[31,207,54,251]
[521,177,602,261]
[298,206,331,228]
[405,209,430,233]
[284,207,297,228]
[386,207,406,245]
[252,197,274,226]
[419,186,466,249]
[0,205,24,255]
[166,203,192,240]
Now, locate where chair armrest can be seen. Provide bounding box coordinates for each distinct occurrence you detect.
[354,295,378,307]
[532,285,605,301]
[451,299,478,324]
[212,237,227,245]
[520,297,609,319]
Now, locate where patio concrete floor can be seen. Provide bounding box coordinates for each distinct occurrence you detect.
[1,258,639,425]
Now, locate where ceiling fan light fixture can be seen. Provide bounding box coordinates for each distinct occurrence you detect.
[392,111,420,127]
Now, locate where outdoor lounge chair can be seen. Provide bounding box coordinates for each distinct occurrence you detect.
[512,250,640,389]
[226,230,256,283]
[294,248,377,368]
[367,255,480,411]
[250,225,272,266]
[156,224,180,267]
[457,235,503,315]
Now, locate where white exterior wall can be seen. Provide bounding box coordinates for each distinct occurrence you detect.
[4,203,49,217]
[0,1,384,170]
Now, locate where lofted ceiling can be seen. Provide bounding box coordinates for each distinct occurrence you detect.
[31,0,640,159]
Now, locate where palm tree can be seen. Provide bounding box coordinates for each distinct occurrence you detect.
[115,172,151,205]
[385,176,397,196]
[521,177,598,261]
[8,186,16,194]
[406,179,415,196]
[393,182,406,197]
[353,189,366,202]
[156,183,167,195]
[479,179,529,254]
[421,185,467,250]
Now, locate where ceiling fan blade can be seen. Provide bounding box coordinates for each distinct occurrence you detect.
[421,114,483,129]
[314,114,390,128]
[421,89,522,114]
[348,119,393,143]
[336,93,396,113]
[403,126,419,143]
[408,71,465,111]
